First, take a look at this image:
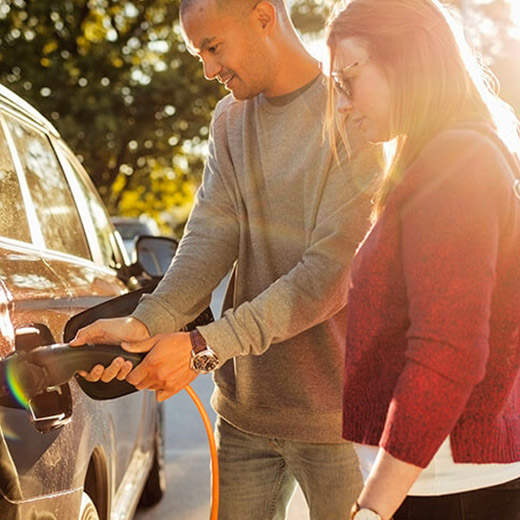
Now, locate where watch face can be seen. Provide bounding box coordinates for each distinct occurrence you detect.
[192,350,219,374]
[354,509,382,520]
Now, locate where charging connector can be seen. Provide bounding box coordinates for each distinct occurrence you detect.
[0,343,144,400]
[0,344,220,519]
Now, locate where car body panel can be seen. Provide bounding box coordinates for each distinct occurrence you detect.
[0,84,161,519]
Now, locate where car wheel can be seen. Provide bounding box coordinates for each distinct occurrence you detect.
[139,408,166,507]
[79,492,100,520]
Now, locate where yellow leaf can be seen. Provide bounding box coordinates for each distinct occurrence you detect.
[43,40,58,55]
[112,57,124,68]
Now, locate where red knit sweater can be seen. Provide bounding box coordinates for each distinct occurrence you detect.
[343,124,520,468]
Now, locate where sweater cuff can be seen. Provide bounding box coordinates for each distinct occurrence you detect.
[196,316,245,365]
[380,360,474,468]
[131,294,180,336]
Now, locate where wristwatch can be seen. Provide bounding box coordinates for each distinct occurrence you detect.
[350,503,383,520]
[189,329,220,374]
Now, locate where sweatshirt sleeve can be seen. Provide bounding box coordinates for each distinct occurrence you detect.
[132,102,240,334]
[379,131,508,467]
[199,126,380,363]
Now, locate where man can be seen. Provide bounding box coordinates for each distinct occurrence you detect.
[72,0,379,517]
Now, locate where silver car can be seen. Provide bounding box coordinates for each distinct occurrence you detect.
[0,84,195,519]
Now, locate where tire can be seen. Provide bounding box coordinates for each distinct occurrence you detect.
[79,492,100,520]
[138,407,166,507]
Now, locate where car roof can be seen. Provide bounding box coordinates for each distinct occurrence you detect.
[0,83,60,138]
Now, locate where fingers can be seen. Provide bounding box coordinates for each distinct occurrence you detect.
[127,332,194,392]
[77,358,133,383]
[155,374,197,401]
[69,320,114,347]
[126,363,148,387]
[156,389,177,402]
[99,357,124,383]
[69,317,150,347]
[124,335,172,386]
[77,364,105,382]
[69,327,94,347]
[116,361,134,381]
[128,362,196,393]
[75,332,195,394]
[154,368,198,402]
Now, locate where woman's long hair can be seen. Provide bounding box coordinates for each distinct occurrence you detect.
[326,0,520,218]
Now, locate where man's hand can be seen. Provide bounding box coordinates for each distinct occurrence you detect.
[124,332,197,402]
[70,316,151,382]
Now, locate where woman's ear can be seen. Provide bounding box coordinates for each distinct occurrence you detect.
[252,1,277,34]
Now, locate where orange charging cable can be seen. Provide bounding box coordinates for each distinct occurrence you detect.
[185,385,219,520]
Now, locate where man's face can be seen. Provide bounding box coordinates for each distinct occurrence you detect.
[181,0,274,100]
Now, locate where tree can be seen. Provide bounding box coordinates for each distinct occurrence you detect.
[293,0,520,116]
[0,0,224,233]
[1,0,519,234]
[290,0,334,34]
[449,0,520,114]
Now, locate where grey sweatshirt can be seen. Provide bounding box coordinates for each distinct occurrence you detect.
[133,76,380,442]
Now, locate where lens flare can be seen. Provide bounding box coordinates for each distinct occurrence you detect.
[5,362,30,409]
[0,410,21,441]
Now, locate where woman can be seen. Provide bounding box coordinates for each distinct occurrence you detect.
[326,1,520,519]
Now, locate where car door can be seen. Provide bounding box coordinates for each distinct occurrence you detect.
[0,113,82,517]
[0,278,21,520]
[50,137,158,500]
[0,106,153,518]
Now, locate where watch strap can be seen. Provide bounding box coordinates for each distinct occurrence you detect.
[189,329,207,354]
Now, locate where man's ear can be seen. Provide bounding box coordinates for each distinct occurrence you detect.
[252,1,276,33]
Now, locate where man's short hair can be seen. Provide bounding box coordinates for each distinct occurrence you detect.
[180,0,287,19]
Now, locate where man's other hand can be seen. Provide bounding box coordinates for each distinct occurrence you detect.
[124,332,197,401]
[70,316,151,382]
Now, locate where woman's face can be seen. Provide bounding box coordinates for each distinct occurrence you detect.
[331,37,393,143]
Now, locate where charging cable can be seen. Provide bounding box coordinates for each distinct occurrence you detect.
[0,344,220,519]
[185,385,219,520]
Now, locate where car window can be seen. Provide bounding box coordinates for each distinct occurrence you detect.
[116,222,152,240]
[5,116,90,259]
[0,120,31,243]
[58,149,117,268]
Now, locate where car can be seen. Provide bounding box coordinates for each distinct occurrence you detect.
[111,216,162,259]
[0,83,197,520]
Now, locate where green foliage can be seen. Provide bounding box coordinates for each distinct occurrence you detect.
[0,0,519,235]
[0,0,224,234]
[290,0,335,34]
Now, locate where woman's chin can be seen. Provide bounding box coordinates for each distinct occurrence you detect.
[364,126,392,144]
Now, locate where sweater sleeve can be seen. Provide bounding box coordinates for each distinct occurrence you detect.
[132,102,240,334]
[380,131,507,468]
[199,127,380,363]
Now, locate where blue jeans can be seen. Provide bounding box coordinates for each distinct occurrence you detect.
[215,417,362,520]
[394,475,520,520]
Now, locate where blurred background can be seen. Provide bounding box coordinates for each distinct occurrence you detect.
[0,2,519,518]
[0,0,519,238]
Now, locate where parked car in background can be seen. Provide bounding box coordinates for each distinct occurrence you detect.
[111,215,161,259]
[0,83,173,520]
